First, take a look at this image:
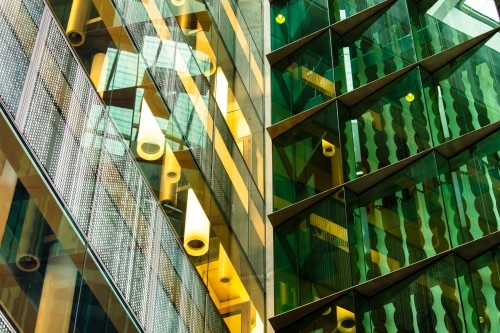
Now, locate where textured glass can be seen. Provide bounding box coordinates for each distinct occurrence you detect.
[273,102,341,210]
[365,255,466,332]
[270,0,330,50]
[423,41,500,145]
[333,0,416,95]
[467,246,500,332]
[274,188,351,314]
[0,1,235,331]
[342,67,431,181]
[275,251,500,332]
[411,0,500,60]
[0,103,140,333]
[272,31,335,124]
[351,153,451,284]
[444,129,500,245]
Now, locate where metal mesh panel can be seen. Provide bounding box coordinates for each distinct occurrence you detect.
[0,1,233,331]
[0,1,34,115]
[111,0,266,288]
[0,311,15,333]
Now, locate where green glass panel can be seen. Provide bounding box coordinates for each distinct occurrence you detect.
[272,103,341,210]
[274,188,351,314]
[333,0,416,95]
[454,255,481,333]
[410,0,500,60]
[341,67,432,180]
[368,254,466,332]
[278,292,357,333]
[270,0,330,50]
[445,129,500,245]
[351,153,451,284]
[423,42,500,145]
[468,246,500,332]
[271,31,335,124]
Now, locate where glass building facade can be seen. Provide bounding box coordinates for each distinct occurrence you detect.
[0,0,265,332]
[2,0,500,332]
[269,0,500,332]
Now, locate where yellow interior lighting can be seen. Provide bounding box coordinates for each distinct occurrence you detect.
[321,139,335,157]
[276,13,286,24]
[141,0,252,212]
[406,92,415,102]
[137,99,165,161]
[337,306,356,333]
[184,189,210,256]
[218,244,232,285]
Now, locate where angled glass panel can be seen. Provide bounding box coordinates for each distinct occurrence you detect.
[0,106,141,333]
[341,67,432,180]
[272,31,335,124]
[423,41,500,145]
[43,0,266,329]
[270,0,330,50]
[410,0,500,60]
[366,254,467,332]
[274,188,352,314]
[467,246,500,332]
[333,0,416,95]
[445,129,500,245]
[272,103,341,210]
[352,153,451,284]
[454,255,481,333]
[278,292,357,333]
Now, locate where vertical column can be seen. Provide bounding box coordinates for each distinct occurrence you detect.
[34,243,78,333]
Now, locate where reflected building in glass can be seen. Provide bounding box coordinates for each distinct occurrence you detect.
[0,0,265,332]
[269,0,500,332]
[2,0,500,332]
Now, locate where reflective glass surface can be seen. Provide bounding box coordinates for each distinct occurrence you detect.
[272,32,335,124]
[423,41,500,145]
[411,0,500,60]
[44,0,266,331]
[342,67,431,181]
[273,103,341,210]
[0,106,139,333]
[274,188,351,314]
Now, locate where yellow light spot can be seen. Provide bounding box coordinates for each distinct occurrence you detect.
[171,0,185,6]
[406,92,415,102]
[276,13,286,24]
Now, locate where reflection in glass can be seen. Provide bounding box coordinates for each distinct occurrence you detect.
[184,188,211,256]
[342,67,431,181]
[0,110,140,333]
[350,153,451,284]
[272,31,335,123]
[423,42,500,145]
[333,0,416,95]
[411,0,500,60]
[274,188,351,314]
[272,102,341,210]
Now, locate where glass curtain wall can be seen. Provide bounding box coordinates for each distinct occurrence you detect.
[44,0,266,332]
[271,0,500,211]
[0,105,140,333]
[274,125,500,315]
[275,247,500,333]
